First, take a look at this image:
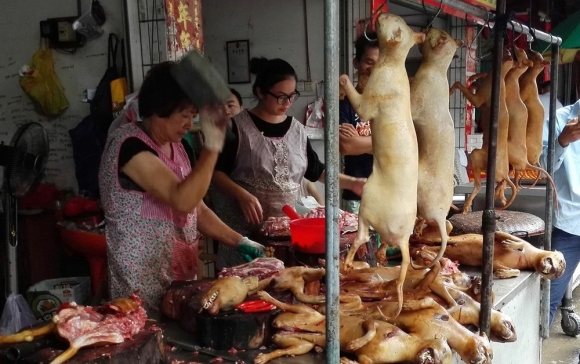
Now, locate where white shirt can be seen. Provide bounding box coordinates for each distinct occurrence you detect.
[541,100,580,235]
[539,92,563,124]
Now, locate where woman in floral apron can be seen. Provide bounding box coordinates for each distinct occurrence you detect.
[211,57,366,268]
[99,62,265,313]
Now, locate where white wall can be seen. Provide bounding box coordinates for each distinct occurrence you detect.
[201,1,448,198]
[201,0,324,120]
[0,0,124,191]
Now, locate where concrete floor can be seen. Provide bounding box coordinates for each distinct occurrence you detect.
[542,285,580,364]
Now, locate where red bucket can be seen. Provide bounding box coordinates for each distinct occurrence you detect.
[289,217,326,254]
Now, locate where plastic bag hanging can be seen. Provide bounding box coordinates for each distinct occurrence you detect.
[72,0,106,41]
[19,38,70,118]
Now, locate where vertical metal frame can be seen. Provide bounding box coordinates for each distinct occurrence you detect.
[324,0,341,361]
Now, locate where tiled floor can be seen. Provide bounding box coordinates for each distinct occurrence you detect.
[542,286,580,364]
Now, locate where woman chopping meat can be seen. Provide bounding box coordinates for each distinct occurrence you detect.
[211,57,366,268]
[99,62,265,313]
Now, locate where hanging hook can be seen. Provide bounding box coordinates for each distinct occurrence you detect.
[425,0,444,30]
[541,33,554,54]
[468,6,492,61]
[364,0,390,41]
[511,21,524,43]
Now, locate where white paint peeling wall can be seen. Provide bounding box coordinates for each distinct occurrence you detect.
[0,0,124,191]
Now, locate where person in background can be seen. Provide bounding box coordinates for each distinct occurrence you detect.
[541,99,580,327]
[539,80,563,124]
[211,57,366,268]
[226,88,244,117]
[99,62,265,313]
[339,31,379,214]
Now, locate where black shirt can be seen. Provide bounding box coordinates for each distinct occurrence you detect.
[215,111,325,182]
[340,98,373,201]
[117,137,195,191]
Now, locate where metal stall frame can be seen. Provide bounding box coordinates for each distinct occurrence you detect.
[321,0,563,353]
[403,0,562,339]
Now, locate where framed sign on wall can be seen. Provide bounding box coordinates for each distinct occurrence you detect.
[226,40,250,84]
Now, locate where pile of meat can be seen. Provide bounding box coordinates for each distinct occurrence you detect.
[160,258,285,321]
[0,294,148,364]
[260,207,358,238]
[249,259,512,364]
[218,257,285,280]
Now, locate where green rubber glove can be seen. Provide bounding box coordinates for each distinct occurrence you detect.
[236,237,266,262]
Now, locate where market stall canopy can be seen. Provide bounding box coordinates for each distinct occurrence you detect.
[533,9,580,64]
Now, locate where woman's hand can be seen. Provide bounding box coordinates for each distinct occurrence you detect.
[200,103,230,152]
[236,237,266,262]
[236,190,264,225]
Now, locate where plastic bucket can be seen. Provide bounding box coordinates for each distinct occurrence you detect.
[289,218,326,254]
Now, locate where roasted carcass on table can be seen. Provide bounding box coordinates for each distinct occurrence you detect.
[253,291,453,364]
[410,230,566,279]
[201,276,259,315]
[0,294,148,364]
[340,12,425,319]
[161,258,284,320]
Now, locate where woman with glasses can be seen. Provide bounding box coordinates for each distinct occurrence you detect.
[211,57,366,268]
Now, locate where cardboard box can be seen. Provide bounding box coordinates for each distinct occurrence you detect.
[26,277,91,321]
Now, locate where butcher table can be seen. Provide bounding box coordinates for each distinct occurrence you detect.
[0,273,541,363]
[163,269,542,364]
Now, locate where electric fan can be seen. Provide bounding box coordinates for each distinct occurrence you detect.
[0,122,49,297]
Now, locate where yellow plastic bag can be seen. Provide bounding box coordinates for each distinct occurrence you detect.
[19,39,69,118]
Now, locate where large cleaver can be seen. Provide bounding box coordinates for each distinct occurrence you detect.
[170,50,232,108]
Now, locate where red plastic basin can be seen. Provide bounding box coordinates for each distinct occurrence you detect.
[290,217,326,254]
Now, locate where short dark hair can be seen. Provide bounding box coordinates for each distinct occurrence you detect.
[230,88,243,106]
[354,31,379,62]
[249,57,297,97]
[138,62,194,119]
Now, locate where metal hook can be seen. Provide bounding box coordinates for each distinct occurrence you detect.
[468,6,492,62]
[364,0,389,41]
[542,34,554,54]
[511,21,524,43]
[426,0,444,30]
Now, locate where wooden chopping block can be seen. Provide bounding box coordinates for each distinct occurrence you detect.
[18,327,163,364]
[195,309,280,351]
[180,292,291,350]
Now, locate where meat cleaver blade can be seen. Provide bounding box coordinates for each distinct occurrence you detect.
[170,49,232,109]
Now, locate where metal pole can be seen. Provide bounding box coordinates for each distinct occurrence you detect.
[323,0,340,362]
[539,41,560,339]
[416,0,562,45]
[479,0,507,337]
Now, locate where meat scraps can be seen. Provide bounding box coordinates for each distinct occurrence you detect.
[50,293,147,363]
[218,257,285,281]
[260,207,359,238]
[55,293,147,344]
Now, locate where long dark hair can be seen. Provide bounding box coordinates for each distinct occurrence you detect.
[138,62,193,118]
[249,57,297,97]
